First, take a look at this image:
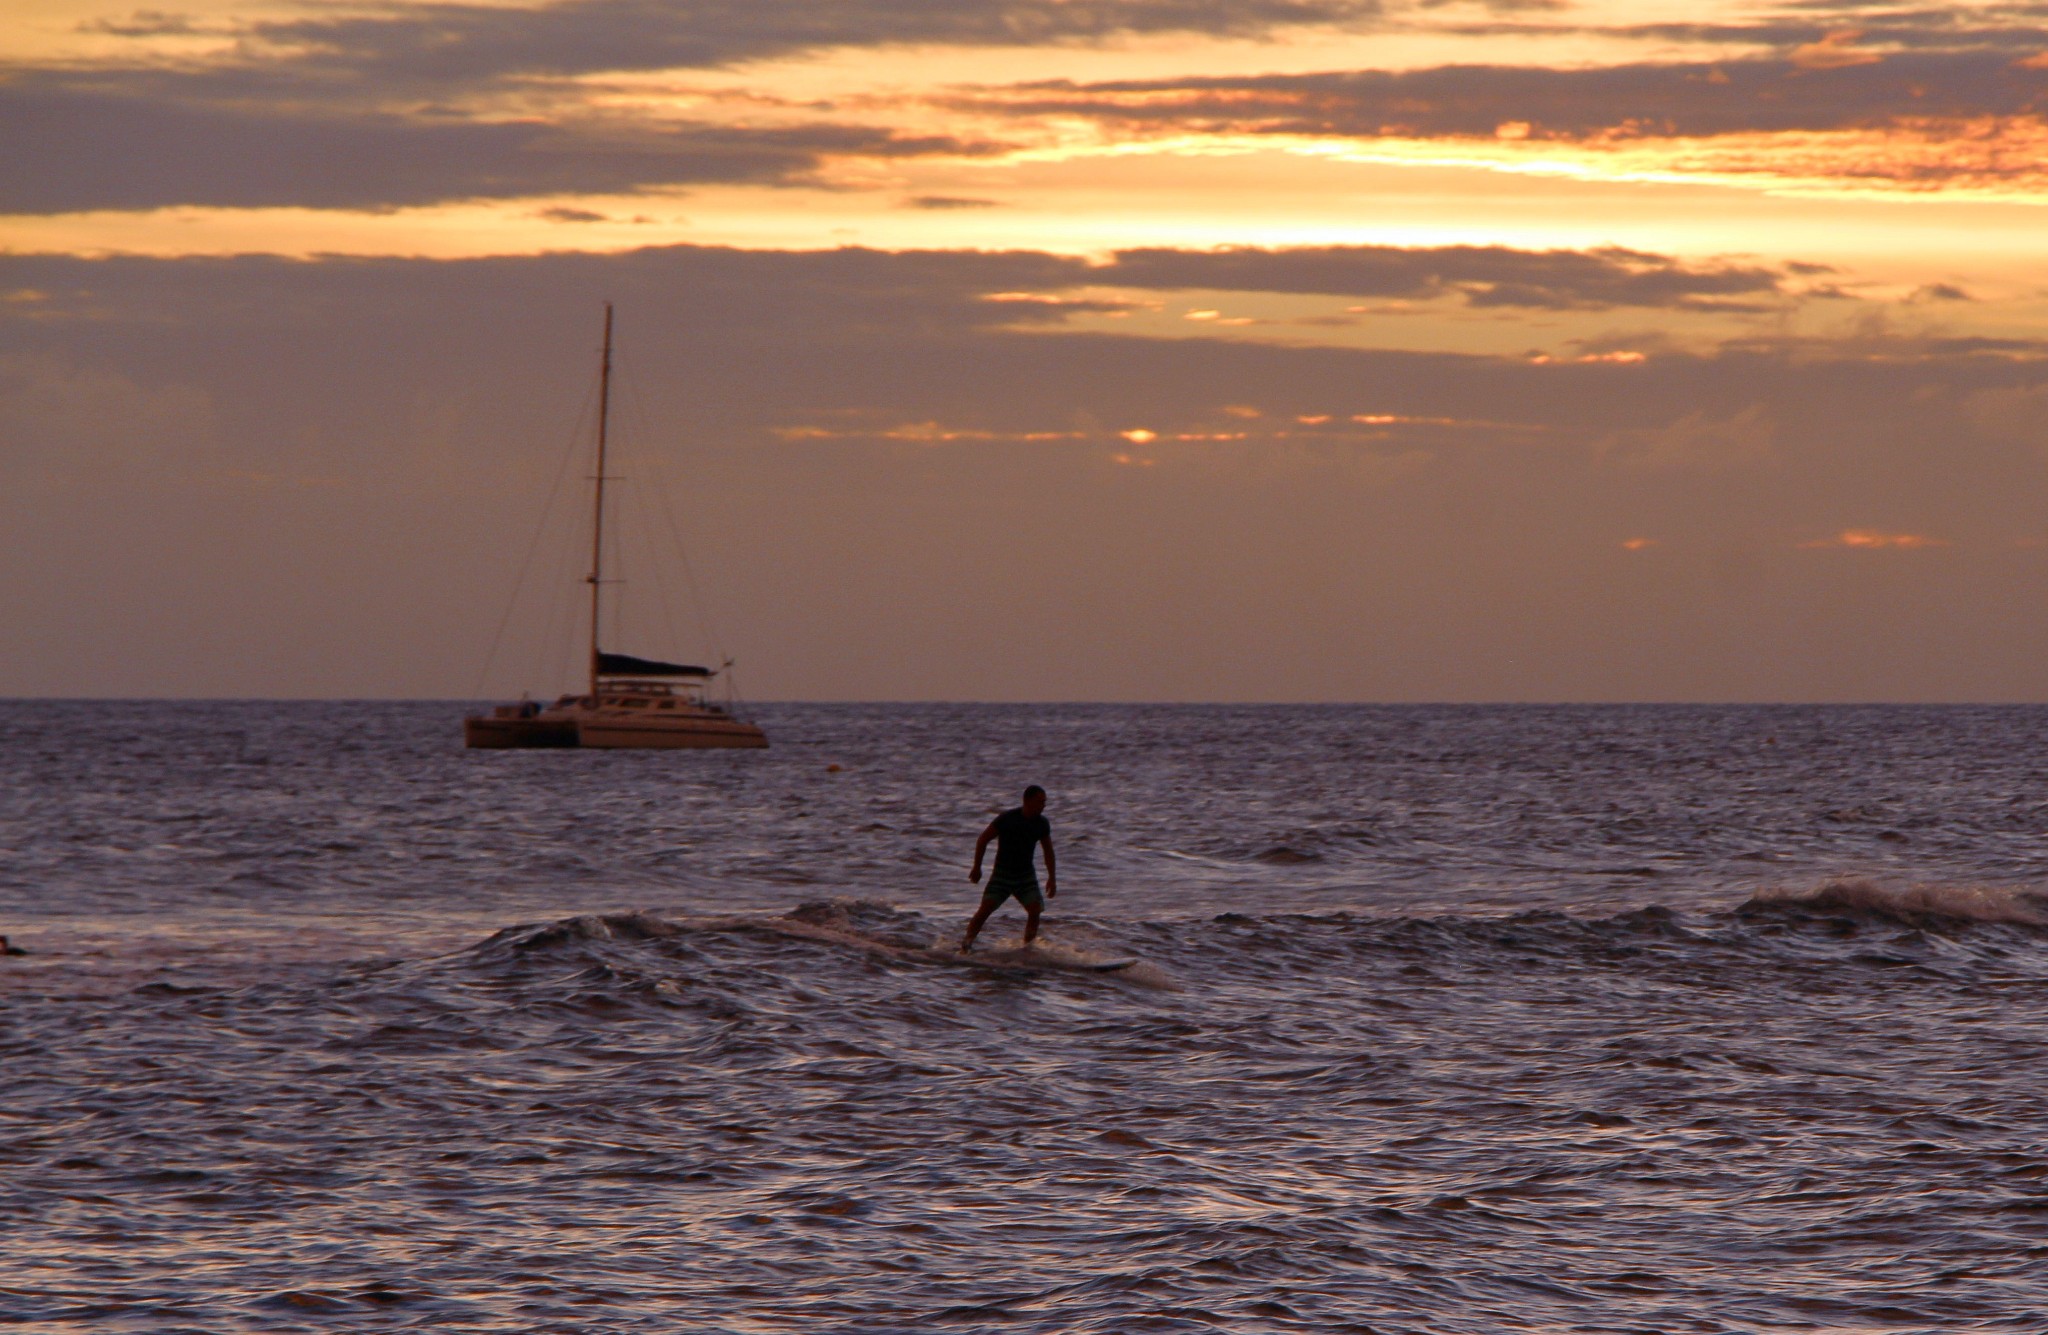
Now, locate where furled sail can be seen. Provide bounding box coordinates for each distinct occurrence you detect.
[596,651,712,678]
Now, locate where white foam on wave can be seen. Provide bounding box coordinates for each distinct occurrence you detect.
[1748,877,2048,928]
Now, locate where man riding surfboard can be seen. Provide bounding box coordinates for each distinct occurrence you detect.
[960,785,1055,952]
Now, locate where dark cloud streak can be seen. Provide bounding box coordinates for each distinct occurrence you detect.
[982,50,2048,141]
[1102,245,1787,310]
[3,0,1394,214]
[0,81,991,212]
[237,0,1384,86]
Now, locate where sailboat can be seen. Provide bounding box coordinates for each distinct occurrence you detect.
[463,305,769,750]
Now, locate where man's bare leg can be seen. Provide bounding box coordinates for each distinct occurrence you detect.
[959,901,998,952]
[1023,903,1042,946]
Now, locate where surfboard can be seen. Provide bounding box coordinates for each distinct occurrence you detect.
[941,947,1139,973]
[697,911,1143,975]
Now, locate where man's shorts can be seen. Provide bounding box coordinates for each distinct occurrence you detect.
[980,871,1044,912]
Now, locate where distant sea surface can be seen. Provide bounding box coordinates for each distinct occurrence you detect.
[7,701,2048,1332]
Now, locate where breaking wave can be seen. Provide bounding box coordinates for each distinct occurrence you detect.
[1741,876,2048,928]
[445,883,2048,1009]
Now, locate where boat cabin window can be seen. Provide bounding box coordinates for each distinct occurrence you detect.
[657,700,675,709]
[622,698,649,708]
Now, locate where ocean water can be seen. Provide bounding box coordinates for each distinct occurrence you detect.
[6,701,2048,1331]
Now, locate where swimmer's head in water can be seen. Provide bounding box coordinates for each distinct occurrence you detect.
[1022,784,1046,815]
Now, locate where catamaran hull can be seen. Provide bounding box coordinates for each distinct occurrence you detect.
[463,710,767,749]
[577,718,768,749]
[463,716,580,748]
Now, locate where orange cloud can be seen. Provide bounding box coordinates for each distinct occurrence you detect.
[1789,30,1882,72]
[774,421,1086,444]
[1800,529,1947,550]
[1530,351,1646,365]
[960,74,2048,202]
[1345,412,1539,429]
[778,412,1542,451]
[1620,537,1658,551]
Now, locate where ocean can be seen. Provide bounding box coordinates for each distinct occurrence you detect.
[6,701,2048,1331]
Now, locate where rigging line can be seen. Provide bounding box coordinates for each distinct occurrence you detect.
[629,477,688,663]
[640,437,729,668]
[541,556,575,697]
[556,532,585,693]
[560,569,583,692]
[604,466,630,654]
[547,466,588,695]
[535,453,589,694]
[600,485,614,652]
[614,356,704,663]
[547,485,589,697]
[600,342,637,658]
[614,370,688,660]
[721,655,751,714]
[473,377,600,696]
[654,469,727,667]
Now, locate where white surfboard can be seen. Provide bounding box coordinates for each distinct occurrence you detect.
[940,945,1139,973]
[696,911,1141,974]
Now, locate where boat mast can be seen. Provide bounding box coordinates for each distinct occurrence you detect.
[587,302,613,699]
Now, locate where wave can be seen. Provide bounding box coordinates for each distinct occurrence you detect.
[440,879,2048,1007]
[1740,877,2048,929]
[469,900,1174,985]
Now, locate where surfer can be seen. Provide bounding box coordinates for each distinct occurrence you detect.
[960,785,1056,952]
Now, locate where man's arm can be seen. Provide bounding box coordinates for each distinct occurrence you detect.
[970,821,997,882]
[1040,835,1056,898]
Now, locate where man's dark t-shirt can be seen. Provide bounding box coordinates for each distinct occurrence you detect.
[991,807,1051,878]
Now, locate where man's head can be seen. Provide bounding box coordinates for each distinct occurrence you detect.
[1022,784,1046,815]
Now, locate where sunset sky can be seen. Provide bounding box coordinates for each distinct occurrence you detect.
[9,0,2048,700]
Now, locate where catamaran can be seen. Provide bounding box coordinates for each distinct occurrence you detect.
[464,305,768,750]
